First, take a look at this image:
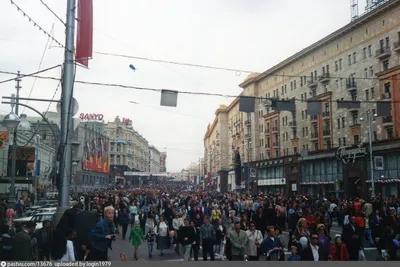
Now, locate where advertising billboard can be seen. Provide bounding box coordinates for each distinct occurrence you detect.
[7,146,36,178]
[0,130,9,150]
[82,130,110,174]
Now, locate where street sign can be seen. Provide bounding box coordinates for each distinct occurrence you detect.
[250,168,256,178]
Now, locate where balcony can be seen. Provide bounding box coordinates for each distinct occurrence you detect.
[289,121,297,127]
[318,73,330,83]
[381,92,391,100]
[346,79,357,91]
[322,111,330,118]
[323,129,331,136]
[382,116,393,127]
[311,132,319,139]
[272,126,278,132]
[265,128,270,135]
[394,41,400,52]
[307,79,318,88]
[245,133,251,140]
[376,46,391,59]
[245,119,251,126]
[265,144,270,149]
[273,142,279,147]
[310,115,318,122]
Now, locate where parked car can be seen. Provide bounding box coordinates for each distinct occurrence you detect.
[32,207,57,216]
[26,205,42,216]
[13,212,55,232]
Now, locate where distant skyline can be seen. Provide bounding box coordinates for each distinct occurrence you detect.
[0,0,368,172]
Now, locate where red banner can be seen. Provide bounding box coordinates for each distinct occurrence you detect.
[76,0,93,67]
[207,172,211,184]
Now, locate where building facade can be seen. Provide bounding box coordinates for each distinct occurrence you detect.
[149,145,161,173]
[160,152,167,172]
[206,0,400,197]
[71,121,111,192]
[0,125,55,197]
[105,116,150,182]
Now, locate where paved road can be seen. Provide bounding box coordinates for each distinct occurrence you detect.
[108,223,379,261]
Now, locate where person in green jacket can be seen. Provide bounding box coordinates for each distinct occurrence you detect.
[129,221,145,260]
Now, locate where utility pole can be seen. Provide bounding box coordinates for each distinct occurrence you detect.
[9,72,22,206]
[367,110,376,198]
[54,0,76,226]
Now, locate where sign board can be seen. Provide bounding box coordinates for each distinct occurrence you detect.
[336,146,368,164]
[374,156,384,170]
[79,113,104,121]
[250,168,256,178]
[124,171,171,177]
[292,183,297,191]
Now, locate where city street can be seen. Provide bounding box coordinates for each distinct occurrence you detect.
[107,222,378,261]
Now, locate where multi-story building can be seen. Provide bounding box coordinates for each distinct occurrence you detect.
[203,105,231,190]
[207,0,400,197]
[105,116,150,180]
[149,145,161,173]
[0,121,56,197]
[71,121,111,192]
[159,152,167,172]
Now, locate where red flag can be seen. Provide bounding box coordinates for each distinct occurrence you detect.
[207,172,211,184]
[76,0,93,67]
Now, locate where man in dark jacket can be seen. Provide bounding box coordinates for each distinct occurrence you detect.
[119,208,130,240]
[288,206,301,249]
[190,220,200,260]
[12,221,36,261]
[300,232,321,261]
[35,220,52,260]
[179,218,196,261]
[341,216,360,261]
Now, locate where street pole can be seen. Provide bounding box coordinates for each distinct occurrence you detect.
[33,135,40,205]
[368,110,376,198]
[9,72,22,206]
[54,0,76,226]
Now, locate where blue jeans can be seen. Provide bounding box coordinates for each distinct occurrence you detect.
[148,243,154,255]
[365,228,374,244]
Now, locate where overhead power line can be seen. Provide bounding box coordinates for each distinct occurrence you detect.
[39,0,66,25]
[10,0,65,49]
[0,69,399,104]
[0,65,61,84]
[93,51,254,74]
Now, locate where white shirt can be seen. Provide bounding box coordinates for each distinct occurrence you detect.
[158,222,168,237]
[57,240,75,261]
[311,245,319,261]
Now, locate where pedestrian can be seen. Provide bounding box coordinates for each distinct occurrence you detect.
[287,246,301,261]
[35,220,52,261]
[119,208,130,240]
[228,218,248,261]
[145,227,156,258]
[12,221,36,261]
[245,221,263,261]
[91,206,116,261]
[179,218,195,261]
[129,221,144,260]
[200,216,216,261]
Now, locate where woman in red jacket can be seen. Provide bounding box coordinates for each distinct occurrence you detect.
[329,236,349,261]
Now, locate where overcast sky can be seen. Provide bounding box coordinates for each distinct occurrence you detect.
[0,0,368,172]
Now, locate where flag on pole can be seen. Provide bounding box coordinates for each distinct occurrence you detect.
[76,0,93,67]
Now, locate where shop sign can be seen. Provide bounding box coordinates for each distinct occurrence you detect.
[79,113,104,120]
[336,146,368,164]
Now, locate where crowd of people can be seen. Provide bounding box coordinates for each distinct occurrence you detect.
[1,183,400,261]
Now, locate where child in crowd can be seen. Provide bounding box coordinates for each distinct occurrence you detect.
[129,221,144,260]
[287,246,301,261]
[145,227,156,258]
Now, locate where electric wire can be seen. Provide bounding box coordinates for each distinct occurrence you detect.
[22,24,54,114]
[9,0,66,49]
[0,69,398,104]
[93,51,253,74]
[39,0,65,25]
[0,65,61,84]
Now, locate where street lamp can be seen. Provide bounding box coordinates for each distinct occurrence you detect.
[2,104,21,206]
[360,110,377,198]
